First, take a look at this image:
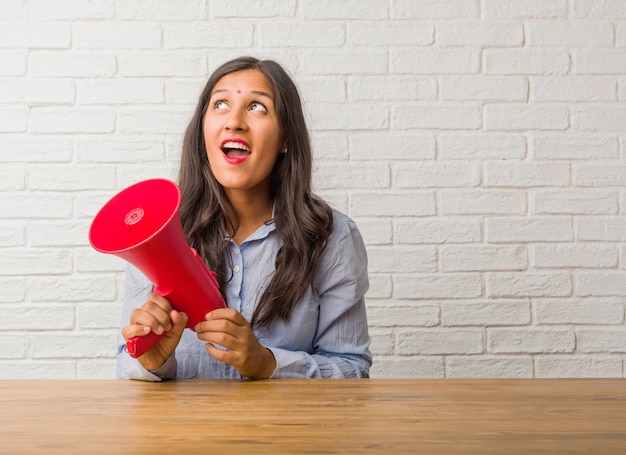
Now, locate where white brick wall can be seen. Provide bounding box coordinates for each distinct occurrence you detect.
[1,0,625,379]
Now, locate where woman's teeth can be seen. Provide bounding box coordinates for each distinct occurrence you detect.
[221,141,251,158]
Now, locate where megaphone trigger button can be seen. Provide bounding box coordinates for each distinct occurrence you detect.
[125,208,145,225]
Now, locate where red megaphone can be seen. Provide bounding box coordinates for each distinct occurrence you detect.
[89,178,226,358]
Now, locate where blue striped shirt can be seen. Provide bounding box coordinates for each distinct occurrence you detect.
[117,209,372,380]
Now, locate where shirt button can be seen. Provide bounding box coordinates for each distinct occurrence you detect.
[233,265,241,273]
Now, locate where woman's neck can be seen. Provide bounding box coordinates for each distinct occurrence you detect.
[226,189,274,245]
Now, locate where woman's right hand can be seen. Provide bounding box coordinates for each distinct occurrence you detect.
[121,293,188,371]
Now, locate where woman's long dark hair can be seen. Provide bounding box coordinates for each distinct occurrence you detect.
[178,56,333,328]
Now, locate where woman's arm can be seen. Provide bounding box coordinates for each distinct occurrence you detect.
[269,214,372,378]
[116,265,180,381]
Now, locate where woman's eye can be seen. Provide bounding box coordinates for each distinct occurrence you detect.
[250,103,267,113]
[214,101,228,110]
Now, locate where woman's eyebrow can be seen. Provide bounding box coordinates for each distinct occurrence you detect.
[251,90,274,100]
[211,88,274,100]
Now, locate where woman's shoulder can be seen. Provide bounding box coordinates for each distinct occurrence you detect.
[326,208,366,254]
[329,208,353,236]
[315,208,368,290]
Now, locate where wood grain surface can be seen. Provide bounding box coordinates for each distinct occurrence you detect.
[1,379,625,454]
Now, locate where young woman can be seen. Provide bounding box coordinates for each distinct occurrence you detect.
[117,56,371,380]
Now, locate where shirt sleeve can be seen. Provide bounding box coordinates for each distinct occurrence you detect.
[268,215,372,379]
[116,264,178,381]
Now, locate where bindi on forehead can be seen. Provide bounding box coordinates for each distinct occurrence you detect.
[237,90,241,94]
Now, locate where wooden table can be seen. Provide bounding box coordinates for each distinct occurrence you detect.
[1,379,625,454]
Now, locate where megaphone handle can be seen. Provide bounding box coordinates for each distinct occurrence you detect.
[125,331,166,358]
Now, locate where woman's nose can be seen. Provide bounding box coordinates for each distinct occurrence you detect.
[224,108,247,131]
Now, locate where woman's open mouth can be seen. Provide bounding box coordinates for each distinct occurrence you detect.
[221,139,251,164]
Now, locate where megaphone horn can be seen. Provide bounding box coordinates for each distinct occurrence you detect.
[89,178,226,358]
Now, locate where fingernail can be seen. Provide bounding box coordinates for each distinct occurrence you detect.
[205,312,212,320]
[156,325,164,334]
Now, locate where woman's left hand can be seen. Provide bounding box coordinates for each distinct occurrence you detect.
[194,308,276,379]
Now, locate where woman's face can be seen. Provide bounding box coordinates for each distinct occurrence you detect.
[203,69,285,197]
